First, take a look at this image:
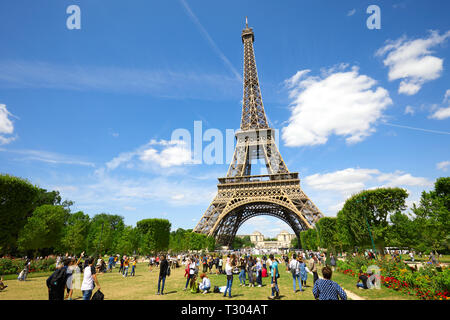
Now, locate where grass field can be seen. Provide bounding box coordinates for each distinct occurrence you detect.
[0,262,416,300]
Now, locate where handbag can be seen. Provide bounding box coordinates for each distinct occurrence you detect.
[91,289,104,300]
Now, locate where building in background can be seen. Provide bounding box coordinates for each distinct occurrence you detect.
[238,230,296,249]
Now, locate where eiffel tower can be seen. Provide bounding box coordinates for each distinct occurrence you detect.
[194,18,323,247]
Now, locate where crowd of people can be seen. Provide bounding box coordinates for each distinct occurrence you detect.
[0,248,443,300]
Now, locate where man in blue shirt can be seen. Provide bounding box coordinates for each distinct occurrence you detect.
[313,266,347,300]
[268,254,280,300]
[108,255,114,272]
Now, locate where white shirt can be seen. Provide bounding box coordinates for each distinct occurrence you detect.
[189,262,196,275]
[225,263,233,276]
[289,259,300,274]
[81,266,95,291]
[202,277,211,288]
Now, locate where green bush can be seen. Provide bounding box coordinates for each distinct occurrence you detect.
[0,258,56,275]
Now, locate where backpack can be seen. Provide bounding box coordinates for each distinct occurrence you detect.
[213,286,220,293]
[49,268,66,289]
[91,289,104,300]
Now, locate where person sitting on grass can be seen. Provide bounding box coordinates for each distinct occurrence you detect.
[0,277,8,291]
[313,266,347,300]
[198,273,211,294]
[356,270,374,289]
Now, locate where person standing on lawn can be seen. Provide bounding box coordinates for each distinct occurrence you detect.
[130,258,137,277]
[157,255,169,295]
[80,257,101,300]
[119,256,124,274]
[268,254,280,300]
[46,258,70,300]
[123,256,129,277]
[299,257,308,288]
[65,253,85,300]
[223,256,236,298]
[289,253,301,293]
[313,266,347,300]
[330,253,336,271]
[247,256,255,287]
[238,257,247,286]
[107,255,114,272]
[309,255,318,284]
[184,258,196,290]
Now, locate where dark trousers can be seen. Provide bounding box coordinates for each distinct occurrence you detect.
[158,276,166,293]
[185,274,193,289]
[313,271,319,284]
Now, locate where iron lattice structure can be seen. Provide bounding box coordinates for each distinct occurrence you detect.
[194,19,323,247]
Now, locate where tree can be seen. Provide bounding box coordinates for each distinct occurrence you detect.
[412,177,450,253]
[17,205,68,255]
[300,229,318,250]
[336,209,355,252]
[116,226,141,255]
[340,188,408,253]
[0,174,40,254]
[316,217,338,252]
[137,218,171,255]
[86,213,125,255]
[60,211,90,255]
[232,236,254,249]
[386,211,417,249]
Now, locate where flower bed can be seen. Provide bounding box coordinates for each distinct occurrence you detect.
[337,256,449,300]
[0,258,56,275]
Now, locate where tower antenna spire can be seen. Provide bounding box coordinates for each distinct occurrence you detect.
[245,16,248,28]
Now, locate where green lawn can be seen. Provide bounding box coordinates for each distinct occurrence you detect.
[1,263,318,300]
[0,262,419,300]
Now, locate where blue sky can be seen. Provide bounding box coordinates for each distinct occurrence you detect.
[0,0,449,237]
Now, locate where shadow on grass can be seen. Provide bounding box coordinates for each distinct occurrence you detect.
[163,291,177,295]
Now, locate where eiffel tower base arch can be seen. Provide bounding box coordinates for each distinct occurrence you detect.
[213,201,308,248]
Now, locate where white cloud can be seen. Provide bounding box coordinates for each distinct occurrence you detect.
[303,168,432,215]
[347,9,356,16]
[437,161,450,171]
[404,105,415,115]
[430,107,450,120]
[0,104,16,145]
[282,65,392,147]
[376,171,432,187]
[429,89,450,120]
[105,139,196,171]
[305,168,380,195]
[376,30,450,95]
[60,173,216,209]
